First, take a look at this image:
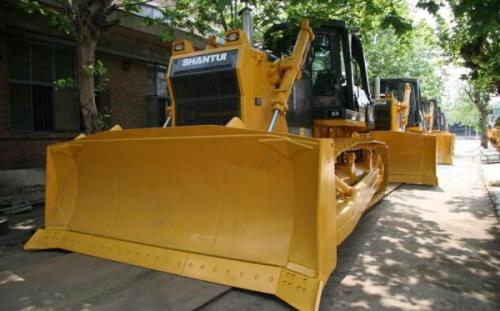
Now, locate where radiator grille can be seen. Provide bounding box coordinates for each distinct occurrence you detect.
[373,102,391,131]
[172,69,240,126]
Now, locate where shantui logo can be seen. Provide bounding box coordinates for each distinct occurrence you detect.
[181,53,228,67]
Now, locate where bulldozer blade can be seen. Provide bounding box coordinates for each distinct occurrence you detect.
[430,132,454,165]
[25,125,343,311]
[371,131,438,186]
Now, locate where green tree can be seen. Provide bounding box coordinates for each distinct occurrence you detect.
[363,21,446,100]
[444,80,492,146]
[19,0,155,133]
[159,0,413,41]
[444,88,480,129]
[464,81,492,147]
[418,0,499,145]
[418,0,499,93]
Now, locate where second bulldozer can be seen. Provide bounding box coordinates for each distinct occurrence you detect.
[487,116,500,151]
[424,99,455,164]
[26,20,391,310]
[371,78,438,185]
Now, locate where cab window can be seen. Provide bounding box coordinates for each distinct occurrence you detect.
[352,59,362,88]
[310,34,334,95]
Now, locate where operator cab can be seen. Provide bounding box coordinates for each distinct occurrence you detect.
[380,78,425,129]
[432,100,443,131]
[264,20,375,133]
[307,23,372,122]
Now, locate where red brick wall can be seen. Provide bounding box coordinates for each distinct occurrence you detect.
[0,44,155,170]
[0,133,76,170]
[0,0,177,170]
[0,56,153,170]
[0,139,46,169]
[0,35,161,169]
[102,55,150,129]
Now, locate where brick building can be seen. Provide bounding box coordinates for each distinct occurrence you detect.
[0,0,205,170]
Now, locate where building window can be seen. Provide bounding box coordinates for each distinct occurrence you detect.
[147,64,168,127]
[147,64,167,97]
[7,39,79,132]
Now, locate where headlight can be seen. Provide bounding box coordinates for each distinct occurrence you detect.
[226,32,239,42]
[174,42,185,51]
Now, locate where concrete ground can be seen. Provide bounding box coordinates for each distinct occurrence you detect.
[1,139,499,310]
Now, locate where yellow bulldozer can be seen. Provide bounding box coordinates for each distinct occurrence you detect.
[370,78,438,185]
[25,19,398,310]
[487,117,500,152]
[424,99,455,164]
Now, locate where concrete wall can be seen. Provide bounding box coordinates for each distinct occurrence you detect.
[0,132,76,170]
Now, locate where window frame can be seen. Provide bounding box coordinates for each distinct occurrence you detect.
[147,63,168,98]
[7,38,77,132]
[146,63,168,127]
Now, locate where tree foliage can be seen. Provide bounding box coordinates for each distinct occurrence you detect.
[154,0,413,41]
[443,78,492,146]
[165,0,444,99]
[417,0,498,145]
[363,21,445,101]
[443,87,481,129]
[418,0,499,93]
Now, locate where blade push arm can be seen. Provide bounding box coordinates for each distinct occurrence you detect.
[400,83,411,127]
[267,19,315,131]
[424,101,434,132]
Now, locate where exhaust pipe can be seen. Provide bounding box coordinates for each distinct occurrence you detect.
[374,76,381,98]
[240,6,253,45]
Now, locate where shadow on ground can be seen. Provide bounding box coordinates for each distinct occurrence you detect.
[201,183,500,311]
[320,196,500,311]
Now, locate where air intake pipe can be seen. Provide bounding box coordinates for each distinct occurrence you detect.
[374,76,381,98]
[239,6,253,45]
